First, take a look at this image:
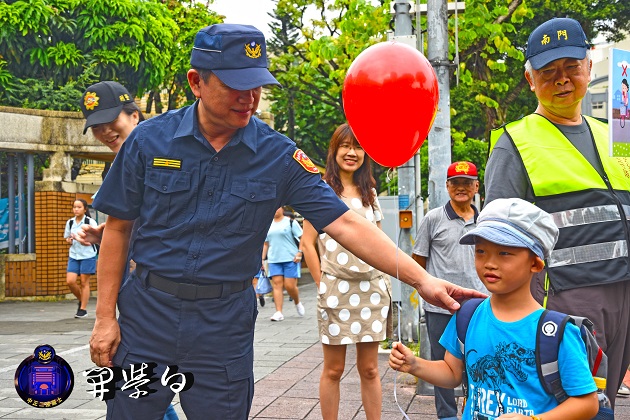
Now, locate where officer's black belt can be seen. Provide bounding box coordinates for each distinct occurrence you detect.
[136,266,251,300]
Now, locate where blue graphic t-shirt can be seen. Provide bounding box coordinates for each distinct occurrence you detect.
[440,299,596,419]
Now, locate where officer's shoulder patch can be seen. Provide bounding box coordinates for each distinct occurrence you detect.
[293,149,319,174]
[152,157,182,170]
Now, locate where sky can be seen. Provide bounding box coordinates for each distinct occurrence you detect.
[209,0,276,38]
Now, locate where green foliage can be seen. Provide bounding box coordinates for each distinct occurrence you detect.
[5,69,99,111]
[0,0,220,111]
[268,0,391,181]
[452,0,630,142]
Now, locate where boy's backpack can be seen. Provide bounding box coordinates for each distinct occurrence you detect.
[456,298,608,408]
[68,216,99,254]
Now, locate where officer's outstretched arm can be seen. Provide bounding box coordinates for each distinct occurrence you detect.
[322,210,486,312]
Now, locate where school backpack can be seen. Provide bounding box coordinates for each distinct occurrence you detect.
[456,298,610,417]
[288,218,301,248]
[68,216,99,254]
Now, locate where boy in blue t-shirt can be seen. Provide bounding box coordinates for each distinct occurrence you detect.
[390,198,598,420]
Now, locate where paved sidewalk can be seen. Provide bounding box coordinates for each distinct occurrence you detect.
[2,279,630,419]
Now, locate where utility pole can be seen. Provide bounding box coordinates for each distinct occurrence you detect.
[416,0,466,397]
[392,0,419,343]
[426,0,451,211]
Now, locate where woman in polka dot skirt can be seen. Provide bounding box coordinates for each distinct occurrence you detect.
[302,123,392,420]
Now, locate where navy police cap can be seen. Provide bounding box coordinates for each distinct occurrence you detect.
[190,23,281,90]
[525,18,589,70]
[80,81,134,135]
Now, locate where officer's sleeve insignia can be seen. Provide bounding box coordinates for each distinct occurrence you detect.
[293,149,319,174]
[152,157,182,170]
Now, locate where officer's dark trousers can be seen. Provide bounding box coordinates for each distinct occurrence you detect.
[425,311,459,419]
[105,271,258,420]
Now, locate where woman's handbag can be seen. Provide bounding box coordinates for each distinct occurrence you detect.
[255,269,273,295]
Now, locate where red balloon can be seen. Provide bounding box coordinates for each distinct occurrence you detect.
[343,42,439,167]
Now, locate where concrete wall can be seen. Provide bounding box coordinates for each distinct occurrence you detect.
[0,106,276,299]
[0,106,114,160]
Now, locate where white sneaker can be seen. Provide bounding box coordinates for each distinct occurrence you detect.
[618,383,630,397]
[296,302,305,317]
[270,311,284,321]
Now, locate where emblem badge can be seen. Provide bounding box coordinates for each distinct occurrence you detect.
[84,92,99,110]
[542,321,558,337]
[245,41,262,59]
[293,149,319,174]
[455,161,471,174]
[14,344,74,408]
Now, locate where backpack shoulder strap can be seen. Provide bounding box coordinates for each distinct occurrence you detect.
[289,218,300,247]
[68,219,74,230]
[536,309,571,403]
[456,297,485,402]
[456,298,484,353]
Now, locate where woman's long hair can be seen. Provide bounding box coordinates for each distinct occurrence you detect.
[322,123,376,207]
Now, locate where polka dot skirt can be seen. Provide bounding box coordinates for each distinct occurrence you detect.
[316,193,393,345]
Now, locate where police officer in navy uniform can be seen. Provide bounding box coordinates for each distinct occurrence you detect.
[90,23,485,419]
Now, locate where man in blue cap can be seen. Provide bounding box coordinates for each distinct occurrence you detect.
[89,23,485,419]
[485,17,630,406]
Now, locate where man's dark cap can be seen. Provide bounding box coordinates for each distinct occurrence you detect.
[80,81,134,134]
[525,18,589,70]
[190,23,281,90]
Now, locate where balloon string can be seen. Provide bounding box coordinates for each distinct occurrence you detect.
[394,301,411,420]
[393,172,411,420]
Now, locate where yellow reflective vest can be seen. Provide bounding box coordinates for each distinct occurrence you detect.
[489,114,630,291]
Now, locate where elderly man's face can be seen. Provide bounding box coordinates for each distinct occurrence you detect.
[525,56,591,122]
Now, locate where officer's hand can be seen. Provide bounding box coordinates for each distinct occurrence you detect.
[90,317,120,367]
[76,223,105,246]
[417,275,487,313]
[388,342,416,373]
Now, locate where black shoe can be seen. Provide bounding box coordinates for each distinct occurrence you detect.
[75,309,88,318]
[258,295,265,307]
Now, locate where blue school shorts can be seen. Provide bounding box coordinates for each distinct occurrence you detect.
[268,261,301,278]
[67,257,97,275]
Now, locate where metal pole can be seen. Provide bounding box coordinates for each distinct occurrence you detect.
[27,154,35,253]
[426,0,451,211]
[7,154,15,254]
[17,153,25,254]
[417,0,456,396]
[393,0,420,343]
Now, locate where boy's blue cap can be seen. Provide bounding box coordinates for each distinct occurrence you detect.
[460,198,559,260]
[190,23,281,90]
[525,18,589,70]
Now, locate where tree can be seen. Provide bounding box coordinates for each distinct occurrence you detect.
[267,0,391,171]
[0,0,221,111]
[156,0,222,112]
[453,0,630,139]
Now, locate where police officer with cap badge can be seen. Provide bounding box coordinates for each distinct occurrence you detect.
[90,23,485,419]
